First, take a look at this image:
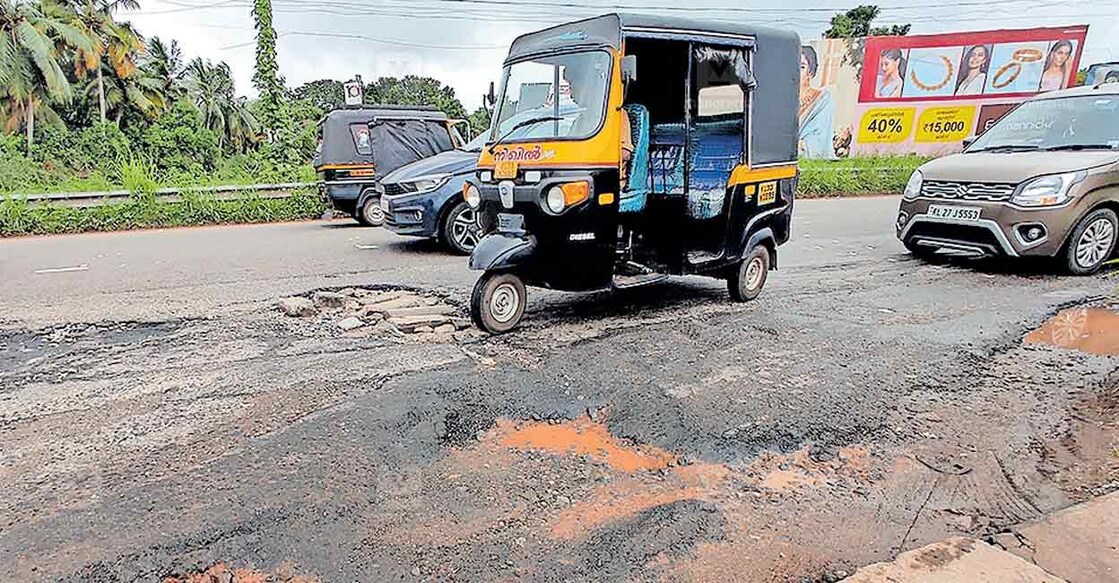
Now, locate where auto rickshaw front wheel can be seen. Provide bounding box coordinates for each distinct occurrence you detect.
[728,246,770,302]
[471,271,527,334]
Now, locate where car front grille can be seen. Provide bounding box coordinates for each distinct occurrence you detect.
[921,181,1016,202]
[382,183,409,197]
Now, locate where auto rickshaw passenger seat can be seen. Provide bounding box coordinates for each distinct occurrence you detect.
[620,104,650,213]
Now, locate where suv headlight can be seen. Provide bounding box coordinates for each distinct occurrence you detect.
[902,170,923,201]
[1011,171,1086,207]
[402,174,451,193]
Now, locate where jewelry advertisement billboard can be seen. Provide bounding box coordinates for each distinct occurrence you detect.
[798,25,1088,158]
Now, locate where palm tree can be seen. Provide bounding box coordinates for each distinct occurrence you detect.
[145,36,182,98]
[85,58,167,123]
[1,0,92,147]
[182,57,258,151]
[65,0,143,124]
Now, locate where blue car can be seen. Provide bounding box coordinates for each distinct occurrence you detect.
[379,133,486,254]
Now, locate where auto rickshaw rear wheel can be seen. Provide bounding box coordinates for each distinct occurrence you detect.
[357,195,384,227]
[728,246,770,302]
[471,271,527,334]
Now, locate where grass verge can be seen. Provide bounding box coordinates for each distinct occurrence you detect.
[1,187,323,237]
[798,156,926,198]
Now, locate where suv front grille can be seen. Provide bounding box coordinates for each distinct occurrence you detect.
[382,183,409,197]
[921,181,1016,202]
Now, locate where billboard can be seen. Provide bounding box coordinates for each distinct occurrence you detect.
[798,25,1088,158]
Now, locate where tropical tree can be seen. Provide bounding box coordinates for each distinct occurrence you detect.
[364,75,468,119]
[824,5,911,78]
[182,57,258,151]
[84,58,167,123]
[65,0,144,124]
[1,0,92,147]
[145,36,183,98]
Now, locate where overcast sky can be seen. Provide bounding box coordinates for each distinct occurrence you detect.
[126,0,1119,110]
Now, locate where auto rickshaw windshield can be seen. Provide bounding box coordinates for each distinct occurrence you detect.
[489,51,611,143]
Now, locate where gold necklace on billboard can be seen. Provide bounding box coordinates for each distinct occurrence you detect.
[993,48,1043,88]
[909,55,954,91]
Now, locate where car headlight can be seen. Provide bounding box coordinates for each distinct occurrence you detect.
[903,170,923,200]
[1012,171,1085,207]
[463,183,481,208]
[405,174,451,193]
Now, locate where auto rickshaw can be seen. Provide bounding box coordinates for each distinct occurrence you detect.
[313,106,467,226]
[462,13,800,333]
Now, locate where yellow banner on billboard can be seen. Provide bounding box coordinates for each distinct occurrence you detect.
[915,106,976,143]
[857,107,915,143]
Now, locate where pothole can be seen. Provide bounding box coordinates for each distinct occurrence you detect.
[1024,305,1119,356]
[163,561,315,583]
[275,286,484,343]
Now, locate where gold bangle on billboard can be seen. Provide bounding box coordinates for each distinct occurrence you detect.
[1012,48,1043,63]
[992,61,1022,88]
[909,55,954,91]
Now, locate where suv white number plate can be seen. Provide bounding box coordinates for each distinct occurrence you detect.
[928,204,981,222]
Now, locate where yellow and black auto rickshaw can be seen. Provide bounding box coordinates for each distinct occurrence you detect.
[462,14,800,333]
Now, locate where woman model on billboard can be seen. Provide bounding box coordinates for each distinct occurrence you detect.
[877,49,906,98]
[1039,40,1073,92]
[798,46,835,159]
[955,45,991,95]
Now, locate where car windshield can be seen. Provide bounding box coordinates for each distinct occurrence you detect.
[968,94,1119,152]
[489,51,611,143]
[462,132,488,152]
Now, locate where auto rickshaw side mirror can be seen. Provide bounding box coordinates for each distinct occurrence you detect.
[486,82,496,108]
[621,55,638,83]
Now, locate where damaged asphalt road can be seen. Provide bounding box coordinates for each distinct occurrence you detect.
[1,196,1116,582]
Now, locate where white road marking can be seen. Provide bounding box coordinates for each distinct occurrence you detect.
[34,264,89,274]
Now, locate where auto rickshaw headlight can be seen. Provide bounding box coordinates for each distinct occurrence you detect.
[464,183,481,208]
[544,181,591,214]
[545,186,566,213]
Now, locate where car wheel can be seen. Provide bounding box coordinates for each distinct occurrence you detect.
[1064,208,1117,275]
[356,196,384,227]
[470,271,526,334]
[728,245,770,302]
[441,201,481,255]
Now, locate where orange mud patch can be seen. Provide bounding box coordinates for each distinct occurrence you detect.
[748,445,872,492]
[550,463,731,539]
[164,562,315,583]
[490,415,678,472]
[1025,307,1119,356]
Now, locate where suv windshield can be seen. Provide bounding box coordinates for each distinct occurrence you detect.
[489,51,611,143]
[969,94,1119,152]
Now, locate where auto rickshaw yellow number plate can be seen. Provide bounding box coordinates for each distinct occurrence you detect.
[758,182,777,205]
[494,161,519,179]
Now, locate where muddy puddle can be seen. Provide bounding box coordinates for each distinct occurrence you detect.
[1024,306,1119,356]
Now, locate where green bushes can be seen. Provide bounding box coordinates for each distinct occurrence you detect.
[0,188,323,237]
[798,156,926,198]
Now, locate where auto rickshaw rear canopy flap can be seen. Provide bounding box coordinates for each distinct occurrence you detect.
[314,106,452,170]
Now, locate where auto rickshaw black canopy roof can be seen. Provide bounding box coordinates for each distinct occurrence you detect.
[506,13,799,62]
[505,13,800,167]
[314,106,453,170]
